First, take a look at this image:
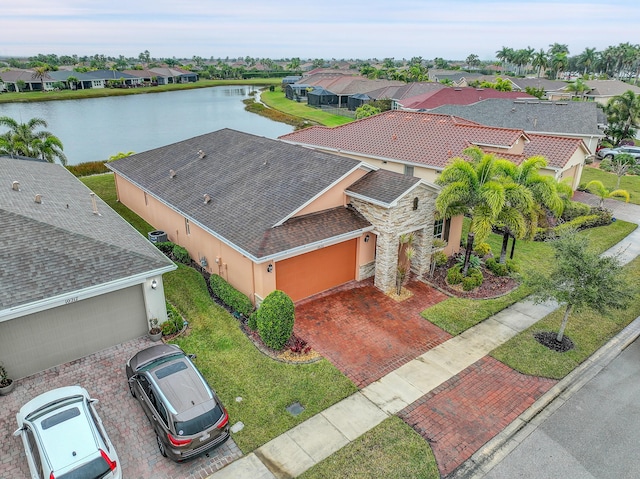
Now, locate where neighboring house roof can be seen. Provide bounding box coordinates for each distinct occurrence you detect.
[583,79,640,98]
[0,68,48,84]
[429,98,603,137]
[106,129,374,261]
[366,82,446,101]
[296,74,404,95]
[279,111,530,170]
[507,78,569,93]
[520,134,586,170]
[398,87,534,110]
[149,67,197,77]
[0,157,175,313]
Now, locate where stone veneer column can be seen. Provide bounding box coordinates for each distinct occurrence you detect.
[374,230,398,293]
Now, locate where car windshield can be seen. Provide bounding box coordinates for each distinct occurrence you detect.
[175,403,223,436]
[56,455,110,479]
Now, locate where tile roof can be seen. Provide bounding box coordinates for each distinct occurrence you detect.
[399,87,534,110]
[366,82,446,101]
[507,78,569,92]
[279,111,529,169]
[430,98,603,136]
[107,129,367,260]
[522,134,584,169]
[584,79,640,97]
[0,157,174,310]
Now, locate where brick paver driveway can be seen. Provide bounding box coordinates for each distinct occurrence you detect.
[1,336,241,479]
[294,278,451,388]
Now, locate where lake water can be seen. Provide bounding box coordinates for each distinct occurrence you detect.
[0,86,294,165]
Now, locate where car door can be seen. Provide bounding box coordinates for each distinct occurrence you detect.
[24,425,45,479]
[137,374,168,436]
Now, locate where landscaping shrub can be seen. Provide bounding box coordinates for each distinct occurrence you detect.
[154,241,174,255]
[462,267,483,291]
[248,311,258,330]
[456,253,482,270]
[161,320,177,336]
[257,290,295,350]
[209,274,254,317]
[505,259,520,273]
[166,301,184,331]
[486,258,508,276]
[433,251,448,267]
[66,161,110,177]
[446,265,463,285]
[172,244,191,264]
[561,201,591,222]
[555,214,605,236]
[474,242,492,257]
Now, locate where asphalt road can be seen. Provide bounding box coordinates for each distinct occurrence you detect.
[482,338,640,479]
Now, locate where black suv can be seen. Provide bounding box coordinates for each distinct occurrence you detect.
[126,344,230,461]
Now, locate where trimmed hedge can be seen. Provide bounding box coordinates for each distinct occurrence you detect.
[172,244,191,264]
[66,161,110,177]
[447,265,463,285]
[257,290,295,350]
[536,208,612,240]
[154,241,174,255]
[462,268,483,291]
[561,201,591,222]
[474,242,492,257]
[209,274,254,317]
[433,251,448,267]
[486,258,508,276]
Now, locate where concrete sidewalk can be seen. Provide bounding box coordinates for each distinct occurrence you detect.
[208,197,639,479]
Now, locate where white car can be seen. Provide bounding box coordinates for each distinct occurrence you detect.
[596,146,640,161]
[13,385,121,479]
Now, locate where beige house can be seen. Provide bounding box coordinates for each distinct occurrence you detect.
[107,129,444,305]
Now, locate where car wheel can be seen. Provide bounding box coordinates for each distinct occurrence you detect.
[605,154,614,160]
[128,381,136,398]
[157,434,167,457]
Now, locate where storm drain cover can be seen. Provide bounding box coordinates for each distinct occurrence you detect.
[286,402,304,416]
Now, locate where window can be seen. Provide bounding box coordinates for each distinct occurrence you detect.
[185,218,191,235]
[404,165,414,176]
[413,197,419,210]
[433,218,451,241]
[144,192,148,206]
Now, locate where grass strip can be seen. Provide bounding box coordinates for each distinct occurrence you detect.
[298,416,439,479]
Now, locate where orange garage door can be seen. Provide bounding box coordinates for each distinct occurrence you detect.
[276,239,357,302]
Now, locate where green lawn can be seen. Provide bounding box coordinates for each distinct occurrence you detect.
[298,417,439,479]
[492,256,640,379]
[580,165,640,205]
[0,78,282,103]
[260,88,353,127]
[422,219,638,335]
[80,174,357,452]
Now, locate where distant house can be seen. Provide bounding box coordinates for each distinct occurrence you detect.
[396,86,535,110]
[430,98,604,154]
[149,67,198,84]
[582,79,640,105]
[0,157,176,380]
[107,129,443,304]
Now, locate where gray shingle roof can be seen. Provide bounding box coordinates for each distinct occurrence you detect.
[0,157,175,310]
[347,169,423,206]
[106,129,365,260]
[430,99,603,136]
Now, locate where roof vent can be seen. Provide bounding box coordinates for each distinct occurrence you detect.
[12,181,20,191]
[203,194,211,204]
[197,150,206,159]
[170,169,176,178]
[90,192,101,216]
[34,194,42,204]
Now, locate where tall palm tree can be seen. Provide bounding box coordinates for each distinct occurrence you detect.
[551,52,568,79]
[31,65,51,91]
[435,147,507,245]
[579,47,597,76]
[565,78,590,100]
[604,90,640,143]
[0,116,68,165]
[532,49,548,78]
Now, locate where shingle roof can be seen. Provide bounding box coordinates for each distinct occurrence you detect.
[279,111,529,169]
[430,98,603,136]
[107,129,368,260]
[507,78,569,92]
[347,169,423,206]
[366,82,446,101]
[399,87,535,110]
[0,157,174,310]
[584,79,640,97]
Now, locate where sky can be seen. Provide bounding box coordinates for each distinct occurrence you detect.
[2,0,639,62]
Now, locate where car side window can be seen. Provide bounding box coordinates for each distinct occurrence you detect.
[26,426,44,478]
[88,402,109,450]
[138,375,157,408]
[156,398,169,425]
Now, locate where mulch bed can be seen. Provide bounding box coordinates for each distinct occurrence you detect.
[424,255,519,299]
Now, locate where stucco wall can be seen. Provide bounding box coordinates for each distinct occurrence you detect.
[295,169,368,217]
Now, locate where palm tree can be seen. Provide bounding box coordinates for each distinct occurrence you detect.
[495,46,514,73]
[494,156,567,263]
[436,147,507,245]
[532,49,548,78]
[565,78,590,100]
[0,116,68,165]
[31,65,51,91]
[603,90,640,143]
[551,52,568,79]
[585,180,630,207]
[579,47,597,76]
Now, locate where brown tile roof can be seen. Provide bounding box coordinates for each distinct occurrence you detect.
[399,87,534,110]
[522,134,584,169]
[280,111,529,169]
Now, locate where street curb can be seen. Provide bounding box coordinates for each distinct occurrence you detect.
[446,316,640,479]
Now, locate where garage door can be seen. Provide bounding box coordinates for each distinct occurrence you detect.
[276,239,357,302]
[0,286,147,379]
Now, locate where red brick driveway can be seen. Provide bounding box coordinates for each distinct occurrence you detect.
[0,336,241,479]
[294,278,451,388]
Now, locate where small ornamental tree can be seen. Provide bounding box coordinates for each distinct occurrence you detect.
[526,231,633,344]
[257,290,295,350]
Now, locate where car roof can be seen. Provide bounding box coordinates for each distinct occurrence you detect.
[129,343,184,372]
[29,393,99,472]
[148,356,214,417]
